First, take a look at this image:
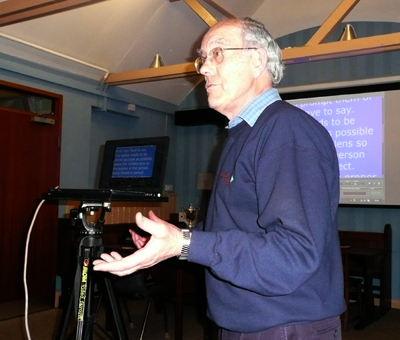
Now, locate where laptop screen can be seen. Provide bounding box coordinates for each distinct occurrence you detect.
[99,136,169,194]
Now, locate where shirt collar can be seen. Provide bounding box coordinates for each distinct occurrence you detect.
[228,88,281,129]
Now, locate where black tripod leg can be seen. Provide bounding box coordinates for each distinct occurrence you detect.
[59,243,98,340]
[81,264,96,340]
[75,248,92,340]
[57,261,83,340]
[104,277,129,340]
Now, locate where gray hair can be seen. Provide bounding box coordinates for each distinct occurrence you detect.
[239,17,284,85]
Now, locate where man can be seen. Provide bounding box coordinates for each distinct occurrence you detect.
[94,17,346,339]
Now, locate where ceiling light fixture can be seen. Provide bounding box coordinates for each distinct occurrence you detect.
[339,24,357,41]
[149,54,166,68]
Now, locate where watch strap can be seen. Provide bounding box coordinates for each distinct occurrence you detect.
[178,229,192,260]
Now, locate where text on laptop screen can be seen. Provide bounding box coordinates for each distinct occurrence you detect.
[112,145,156,179]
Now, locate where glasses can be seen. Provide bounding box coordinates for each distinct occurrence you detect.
[194,47,257,74]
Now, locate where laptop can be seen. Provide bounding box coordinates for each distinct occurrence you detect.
[43,136,169,202]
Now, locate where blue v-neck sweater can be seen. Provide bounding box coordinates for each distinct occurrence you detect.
[189,100,346,332]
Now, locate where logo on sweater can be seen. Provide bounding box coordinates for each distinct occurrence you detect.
[219,171,234,184]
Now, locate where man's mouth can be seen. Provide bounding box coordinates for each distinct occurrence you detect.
[205,82,216,92]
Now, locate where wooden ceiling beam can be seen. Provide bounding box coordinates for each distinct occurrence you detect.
[104,32,400,86]
[283,32,400,64]
[170,0,235,23]
[0,0,61,18]
[0,0,107,27]
[203,0,235,19]
[104,63,199,86]
[306,0,360,45]
[182,0,218,27]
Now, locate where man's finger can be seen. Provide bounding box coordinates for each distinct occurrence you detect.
[93,248,149,274]
[98,252,122,262]
[93,258,128,272]
[135,212,159,235]
[109,251,123,260]
[93,259,105,266]
[148,210,161,222]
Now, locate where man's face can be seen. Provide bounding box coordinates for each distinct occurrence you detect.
[199,23,257,120]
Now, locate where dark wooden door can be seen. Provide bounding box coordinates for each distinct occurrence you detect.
[0,82,62,304]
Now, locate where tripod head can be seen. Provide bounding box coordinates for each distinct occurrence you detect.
[71,201,111,235]
[42,187,167,235]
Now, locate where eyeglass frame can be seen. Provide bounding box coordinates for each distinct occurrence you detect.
[194,47,258,74]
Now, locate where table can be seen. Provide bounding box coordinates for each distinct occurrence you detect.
[348,247,385,330]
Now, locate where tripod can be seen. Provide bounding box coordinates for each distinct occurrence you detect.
[56,200,129,340]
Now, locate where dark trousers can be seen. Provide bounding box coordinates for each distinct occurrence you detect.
[219,316,341,340]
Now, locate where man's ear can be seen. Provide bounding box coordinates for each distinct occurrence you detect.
[252,48,268,78]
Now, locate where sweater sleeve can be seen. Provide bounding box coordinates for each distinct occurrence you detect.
[188,109,340,297]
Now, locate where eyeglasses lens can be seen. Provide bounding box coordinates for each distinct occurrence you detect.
[211,48,223,64]
[194,47,225,74]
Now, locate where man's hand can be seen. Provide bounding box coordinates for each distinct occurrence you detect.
[93,210,183,276]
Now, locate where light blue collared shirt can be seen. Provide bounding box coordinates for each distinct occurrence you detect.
[228,88,281,129]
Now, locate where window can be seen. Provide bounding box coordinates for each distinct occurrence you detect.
[0,85,54,115]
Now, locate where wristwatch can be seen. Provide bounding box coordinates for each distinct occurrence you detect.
[178,229,192,260]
